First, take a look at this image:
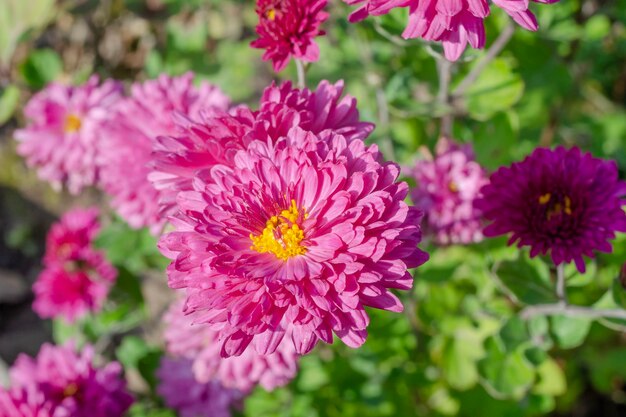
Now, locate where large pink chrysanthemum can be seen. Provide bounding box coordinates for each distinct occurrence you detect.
[150,80,373,217]
[157,358,242,417]
[33,207,117,323]
[164,298,298,392]
[9,343,133,417]
[476,147,626,272]
[99,72,230,233]
[159,128,428,357]
[410,138,487,245]
[343,0,560,61]
[0,388,51,417]
[15,76,122,194]
[251,0,329,72]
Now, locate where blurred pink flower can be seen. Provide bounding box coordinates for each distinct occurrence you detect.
[9,343,133,417]
[343,0,560,61]
[158,128,428,357]
[411,138,487,245]
[99,72,230,233]
[15,76,122,194]
[251,0,329,71]
[0,388,51,417]
[164,298,299,392]
[33,207,116,323]
[157,357,242,417]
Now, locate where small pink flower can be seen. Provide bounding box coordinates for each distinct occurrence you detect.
[159,128,428,357]
[15,76,122,194]
[99,73,230,233]
[343,0,560,61]
[9,343,133,417]
[251,0,329,71]
[0,388,51,417]
[33,207,116,323]
[164,298,299,392]
[157,357,242,417]
[411,138,487,245]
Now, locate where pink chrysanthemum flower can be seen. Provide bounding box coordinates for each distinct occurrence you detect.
[411,138,487,245]
[159,128,428,357]
[99,73,230,233]
[0,388,51,417]
[251,0,329,71]
[343,0,560,61]
[33,207,117,323]
[150,80,373,217]
[164,298,298,392]
[15,76,122,194]
[157,357,242,417]
[9,343,133,417]
[476,146,626,272]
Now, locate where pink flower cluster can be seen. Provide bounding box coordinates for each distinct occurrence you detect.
[33,207,117,323]
[410,138,487,245]
[154,80,428,357]
[343,0,560,61]
[0,343,133,417]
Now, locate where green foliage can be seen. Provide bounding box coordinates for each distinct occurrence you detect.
[19,48,63,89]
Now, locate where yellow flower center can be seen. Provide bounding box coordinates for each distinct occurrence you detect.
[538,193,572,220]
[63,383,79,398]
[250,199,307,260]
[266,8,276,20]
[64,114,82,133]
[448,181,459,193]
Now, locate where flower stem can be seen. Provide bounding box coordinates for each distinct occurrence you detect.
[556,263,567,305]
[295,59,306,89]
[453,22,515,98]
[521,304,626,321]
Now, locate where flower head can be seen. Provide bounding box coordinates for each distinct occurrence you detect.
[15,76,122,194]
[164,298,298,392]
[159,128,428,357]
[9,343,133,417]
[411,138,487,245]
[251,0,329,71]
[343,0,560,61]
[476,146,626,272]
[99,73,230,233]
[33,207,117,323]
[157,358,242,417]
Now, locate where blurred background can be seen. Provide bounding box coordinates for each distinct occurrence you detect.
[1,0,626,416]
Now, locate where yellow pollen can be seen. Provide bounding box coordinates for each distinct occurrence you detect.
[64,114,82,133]
[538,193,551,205]
[266,8,276,20]
[63,383,79,398]
[250,199,307,260]
[448,181,459,193]
[564,196,572,215]
[545,194,573,220]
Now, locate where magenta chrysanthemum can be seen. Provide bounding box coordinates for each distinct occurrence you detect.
[150,80,373,217]
[33,207,116,322]
[411,138,487,245]
[99,72,230,233]
[0,388,50,417]
[343,0,560,61]
[157,358,242,417]
[15,76,122,194]
[251,0,329,71]
[8,343,133,417]
[476,146,626,272]
[159,128,428,357]
[164,298,298,392]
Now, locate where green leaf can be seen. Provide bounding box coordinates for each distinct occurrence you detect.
[496,255,556,305]
[463,58,524,121]
[0,85,19,125]
[499,317,528,352]
[549,315,591,349]
[611,277,626,309]
[19,48,63,89]
[117,336,163,391]
[532,358,566,396]
[478,336,535,399]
